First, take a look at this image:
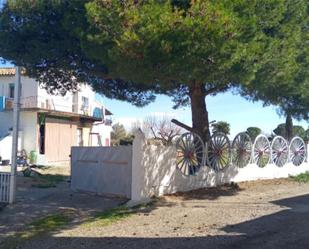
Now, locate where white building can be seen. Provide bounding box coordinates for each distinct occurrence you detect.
[0,68,112,164]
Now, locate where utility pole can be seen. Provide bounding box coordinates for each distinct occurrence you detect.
[9,66,21,204]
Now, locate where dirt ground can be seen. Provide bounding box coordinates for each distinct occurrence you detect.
[0,166,126,246]
[7,177,309,249]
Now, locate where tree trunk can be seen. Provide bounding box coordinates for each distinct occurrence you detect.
[285,113,293,141]
[189,81,210,142]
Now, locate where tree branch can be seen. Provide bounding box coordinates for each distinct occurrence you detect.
[205,85,230,95]
[171,119,195,133]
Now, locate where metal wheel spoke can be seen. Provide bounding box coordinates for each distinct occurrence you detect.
[207,133,231,171]
[232,132,252,168]
[175,132,205,176]
[289,137,306,166]
[271,136,288,167]
[253,135,270,167]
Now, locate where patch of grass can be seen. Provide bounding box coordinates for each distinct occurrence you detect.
[21,213,71,238]
[83,200,157,228]
[1,212,73,249]
[83,206,133,227]
[31,174,68,188]
[290,172,309,183]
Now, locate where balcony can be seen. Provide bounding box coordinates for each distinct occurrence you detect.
[0,96,111,122]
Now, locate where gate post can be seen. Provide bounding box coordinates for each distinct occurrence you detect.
[130,130,146,203]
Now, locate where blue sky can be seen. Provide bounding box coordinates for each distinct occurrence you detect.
[102,93,308,137]
[1,61,307,137]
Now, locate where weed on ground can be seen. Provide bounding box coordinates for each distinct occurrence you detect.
[1,211,73,249]
[290,172,309,183]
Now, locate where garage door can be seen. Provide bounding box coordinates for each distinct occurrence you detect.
[45,117,77,163]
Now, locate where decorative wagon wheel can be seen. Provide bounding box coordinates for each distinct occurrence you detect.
[175,132,205,176]
[252,134,271,167]
[232,132,252,168]
[271,136,288,167]
[207,132,231,171]
[289,136,306,166]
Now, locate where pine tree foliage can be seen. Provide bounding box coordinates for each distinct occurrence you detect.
[0,0,307,141]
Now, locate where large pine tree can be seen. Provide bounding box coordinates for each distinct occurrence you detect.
[0,0,307,141]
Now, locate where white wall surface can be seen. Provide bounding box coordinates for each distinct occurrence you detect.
[37,85,73,112]
[90,122,112,146]
[0,132,22,162]
[76,84,108,117]
[0,111,36,154]
[0,76,38,102]
[131,132,309,202]
[20,112,37,153]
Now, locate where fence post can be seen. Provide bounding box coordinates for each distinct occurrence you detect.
[130,130,146,203]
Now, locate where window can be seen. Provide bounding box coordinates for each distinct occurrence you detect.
[81,97,89,109]
[9,84,14,98]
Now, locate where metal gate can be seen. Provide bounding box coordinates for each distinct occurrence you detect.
[0,172,10,203]
[71,146,133,198]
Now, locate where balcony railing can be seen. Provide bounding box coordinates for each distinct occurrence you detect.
[0,96,110,123]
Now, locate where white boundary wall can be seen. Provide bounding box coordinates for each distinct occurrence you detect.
[131,131,309,202]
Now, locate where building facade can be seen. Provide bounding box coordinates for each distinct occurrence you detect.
[0,68,112,164]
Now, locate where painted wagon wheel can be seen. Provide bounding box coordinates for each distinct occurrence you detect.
[289,136,306,166]
[207,132,231,171]
[232,132,252,168]
[271,136,288,167]
[175,132,205,176]
[252,135,271,167]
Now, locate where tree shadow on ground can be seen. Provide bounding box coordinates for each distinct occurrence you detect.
[164,183,243,201]
[5,193,309,249]
[222,193,309,249]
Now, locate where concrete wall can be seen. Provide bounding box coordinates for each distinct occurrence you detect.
[0,111,37,154]
[70,131,309,202]
[71,146,133,198]
[131,132,309,202]
[20,112,37,153]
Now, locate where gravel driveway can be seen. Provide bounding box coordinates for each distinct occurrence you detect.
[0,175,126,245]
[9,178,309,249]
